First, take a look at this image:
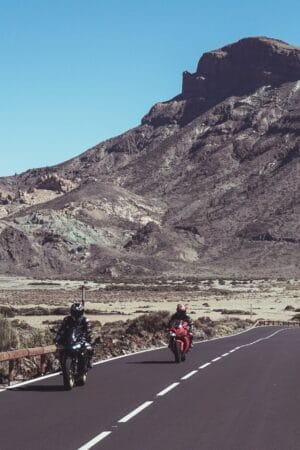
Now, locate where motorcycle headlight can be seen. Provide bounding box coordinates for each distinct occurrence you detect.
[72,343,81,350]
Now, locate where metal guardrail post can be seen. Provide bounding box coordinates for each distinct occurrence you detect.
[81,285,86,306]
[40,354,47,376]
[8,360,14,386]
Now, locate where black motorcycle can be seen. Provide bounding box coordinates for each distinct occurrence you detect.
[59,328,92,390]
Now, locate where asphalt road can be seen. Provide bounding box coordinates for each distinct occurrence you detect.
[1,326,300,450]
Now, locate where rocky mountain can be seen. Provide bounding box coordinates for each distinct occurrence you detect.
[1,36,299,279]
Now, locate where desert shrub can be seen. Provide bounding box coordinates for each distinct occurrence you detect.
[292,314,300,321]
[230,318,251,329]
[0,317,18,351]
[126,311,170,335]
[194,316,215,327]
[6,320,55,349]
[0,306,17,318]
[51,307,69,315]
[22,328,53,348]
[284,305,295,311]
[212,308,254,315]
[19,307,50,316]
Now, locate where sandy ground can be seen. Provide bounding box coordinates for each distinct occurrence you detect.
[0,276,299,329]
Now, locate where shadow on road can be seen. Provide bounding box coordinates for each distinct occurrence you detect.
[126,360,174,365]
[12,384,66,392]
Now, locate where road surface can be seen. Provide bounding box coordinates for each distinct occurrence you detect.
[1,326,300,450]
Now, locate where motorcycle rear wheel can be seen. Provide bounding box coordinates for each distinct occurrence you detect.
[63,357,75,390]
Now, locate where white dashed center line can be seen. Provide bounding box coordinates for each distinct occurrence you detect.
[199,362,211,369]
[77,431,112,450]
[181,370,198,380]
[157,382,180,397]
[212,357,222,362]
[118,401,153,423]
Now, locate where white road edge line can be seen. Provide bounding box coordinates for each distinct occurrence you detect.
[197,330,285,372]
[118,401,153,423]
[199,362,211,369]
[157,382,180,396]
[5,372,59,390]
[77,431,112,450]
[181,370,198,380]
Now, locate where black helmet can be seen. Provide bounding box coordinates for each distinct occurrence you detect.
[70,303,84,320]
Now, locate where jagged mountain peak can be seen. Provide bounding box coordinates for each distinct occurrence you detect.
[204,36,300,61]
[195,36,299,78]
[143,36,300,127]
[189,35,300,94]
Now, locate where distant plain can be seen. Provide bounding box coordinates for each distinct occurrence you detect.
[0,277,299,329]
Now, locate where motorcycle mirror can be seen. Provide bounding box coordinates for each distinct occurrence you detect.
[80,285,86,307]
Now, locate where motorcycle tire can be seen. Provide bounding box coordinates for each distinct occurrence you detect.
[76,372,87,386]
[63,357,74,390]
[174,342,182,363]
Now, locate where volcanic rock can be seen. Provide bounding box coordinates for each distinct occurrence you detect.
[0,36,299,279]
[35,173,77,193]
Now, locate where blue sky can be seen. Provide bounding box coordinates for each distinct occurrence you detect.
[1,0,299,176]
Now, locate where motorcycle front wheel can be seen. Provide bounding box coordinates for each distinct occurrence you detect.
[76,372,87,386]
[174,342,182,363]
[63,356,75,390]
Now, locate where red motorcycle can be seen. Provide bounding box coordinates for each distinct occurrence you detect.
[168,320,191,363]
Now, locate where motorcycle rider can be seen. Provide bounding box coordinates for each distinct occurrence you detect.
[55,302,93,368]
[168,303,194,348]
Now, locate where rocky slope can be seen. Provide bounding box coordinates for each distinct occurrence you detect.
[0,36,299,278]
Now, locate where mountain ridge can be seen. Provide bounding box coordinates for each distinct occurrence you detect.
[0,36,299,278]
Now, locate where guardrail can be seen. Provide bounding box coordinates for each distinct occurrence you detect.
[0,345,56,386]
[256,320,300,327]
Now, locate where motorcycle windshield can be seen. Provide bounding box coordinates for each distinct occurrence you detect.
[171,320,183,329]
[65,327,80,347]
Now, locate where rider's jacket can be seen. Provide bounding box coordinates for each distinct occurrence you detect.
[168,312,193,330]
[55,315,92,345]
